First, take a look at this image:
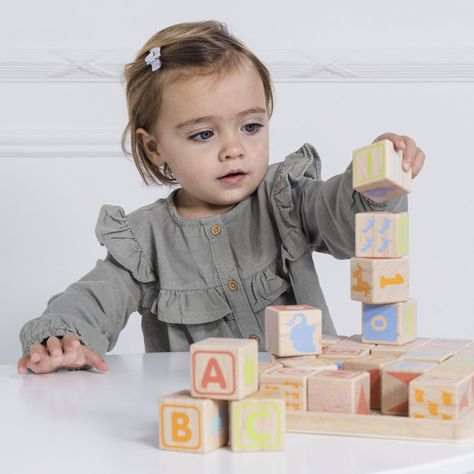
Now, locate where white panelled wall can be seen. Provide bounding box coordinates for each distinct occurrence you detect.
[1,1,473,364]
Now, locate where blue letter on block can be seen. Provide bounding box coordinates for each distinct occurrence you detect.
[363,304,398,342]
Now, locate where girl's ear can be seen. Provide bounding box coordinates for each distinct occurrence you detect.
[136,128,165,166]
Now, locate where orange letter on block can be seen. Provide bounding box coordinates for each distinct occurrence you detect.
[202,357,226,389]
[171,412,192,442]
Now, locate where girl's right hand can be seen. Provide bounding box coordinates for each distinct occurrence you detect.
[17,334,109,375]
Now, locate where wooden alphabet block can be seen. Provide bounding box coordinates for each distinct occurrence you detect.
[259,366,320,411]
[401,338,472,363]
[409,369,474,420]
[321,334,347,350]
[318,340,373,367]
[351,257,409,304]
[258,362,284,375]
[352,139,411,203]
[158,390,228,453]
[439,357,474,371]
[265,304,322,357]
[230,391,285,451]
[283,359,338,372]
[381,360,437,415]
[275,355,318,367]
[371,337,432,358]
[355,212,409,258]
[191,337,258,400]
[362,299,417,345]
[344,356,397,410]
[307,370,370,414]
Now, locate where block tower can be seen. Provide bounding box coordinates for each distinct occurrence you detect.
[351,139,417,346]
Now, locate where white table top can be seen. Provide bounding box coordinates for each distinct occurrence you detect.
[1,352,474,474]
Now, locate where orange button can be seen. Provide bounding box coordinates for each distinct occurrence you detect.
[227,279,238,291]
[210,224,221,236]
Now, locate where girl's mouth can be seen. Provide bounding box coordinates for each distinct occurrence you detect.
[218,170,248,183]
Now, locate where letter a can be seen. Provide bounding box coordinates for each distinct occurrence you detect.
[201,357,226,389]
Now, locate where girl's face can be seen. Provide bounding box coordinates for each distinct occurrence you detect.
[139,59,270,218]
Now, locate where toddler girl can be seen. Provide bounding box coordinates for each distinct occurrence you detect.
[17,20,425,375]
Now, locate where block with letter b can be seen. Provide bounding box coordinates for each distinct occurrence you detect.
[350,257,409,303]
[191,337,258,400]
[362,299,417,345]
[352,139,411,203]
[158,390,228,453]
[355,212,409,258]
[265,304,322,357]
[230,391,285,451]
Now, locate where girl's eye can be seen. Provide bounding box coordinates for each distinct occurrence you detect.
[189,123,263,143]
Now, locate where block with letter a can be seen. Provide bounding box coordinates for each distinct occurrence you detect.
[191,337,258,400]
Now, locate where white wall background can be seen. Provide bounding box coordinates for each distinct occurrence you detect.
[1,0,473,364]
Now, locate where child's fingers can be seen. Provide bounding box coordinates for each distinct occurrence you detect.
[84,348,109,373]
[62,334,82,354]
[410,148,426,179]
[397,136,418,172]
[46,336,63,357]
[17,355,29,375]
[29,343,48,363]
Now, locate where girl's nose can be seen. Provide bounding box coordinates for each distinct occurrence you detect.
[219,136,244,161]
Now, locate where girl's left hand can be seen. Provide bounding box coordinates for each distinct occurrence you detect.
[372,132,425,179]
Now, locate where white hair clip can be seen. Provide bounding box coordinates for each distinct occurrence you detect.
[145,47,162,71]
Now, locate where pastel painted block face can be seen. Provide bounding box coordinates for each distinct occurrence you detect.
[264,304,322,357]
[409,369,474,420]
[158,390,228,453]
[230,392,285,451]
[381,360,437,415]
[190,338,258,400]
[355,212,409,258]
[307,370,370,415]
[259,366,323,411]
[362,299,417,345]
[350,257,409,304]
[352,139,411,203]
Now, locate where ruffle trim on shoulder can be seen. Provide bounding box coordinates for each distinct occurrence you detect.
[150,259,290,324]
[95,205,156,283]
[271,143,322,270]
[241,260,291,312]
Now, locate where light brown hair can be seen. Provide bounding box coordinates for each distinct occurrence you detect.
[121,20,274,186]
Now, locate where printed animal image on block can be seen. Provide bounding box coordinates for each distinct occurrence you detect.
[191,338,258,400]
[355,212,409,258]
[350,257,409,304]
[381,360,437,415]
[409,369,474,420]
[159,390,228,453]
[352,139,411,203]
[307,370,370,414]
[230,391,285,451]
[362,299,417,345]
[265,305,322,357]
[259,366,321,411]
[344,356,397,410]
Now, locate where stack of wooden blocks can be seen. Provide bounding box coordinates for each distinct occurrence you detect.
[158,337,286,453]
[157,139,474,453]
